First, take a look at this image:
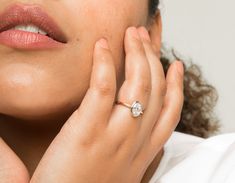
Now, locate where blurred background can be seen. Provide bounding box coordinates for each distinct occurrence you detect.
[161,0,235,133]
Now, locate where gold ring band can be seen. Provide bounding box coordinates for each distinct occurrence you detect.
[115,101,132,108]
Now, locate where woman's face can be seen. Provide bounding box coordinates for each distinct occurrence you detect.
[0,0,155,122]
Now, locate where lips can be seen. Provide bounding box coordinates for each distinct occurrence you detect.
[0,3,68,49]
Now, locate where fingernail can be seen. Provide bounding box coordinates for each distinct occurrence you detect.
[138,27,151,41]
[96,38,109,49]
[175,61,184,76]
[128,27,140,40]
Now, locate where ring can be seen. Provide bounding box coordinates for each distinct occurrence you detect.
[115,100,145,118]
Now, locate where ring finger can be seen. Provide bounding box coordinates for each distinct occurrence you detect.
[107,27,151,141]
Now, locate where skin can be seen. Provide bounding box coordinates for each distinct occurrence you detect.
[0,1,184,183]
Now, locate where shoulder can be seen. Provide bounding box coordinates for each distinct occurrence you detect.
[149,132,235,183]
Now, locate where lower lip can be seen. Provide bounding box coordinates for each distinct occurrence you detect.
[0,29,65,49]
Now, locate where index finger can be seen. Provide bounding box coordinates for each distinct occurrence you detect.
[64,38,116,134]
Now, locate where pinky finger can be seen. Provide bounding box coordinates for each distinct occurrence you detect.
[150,61,184,148]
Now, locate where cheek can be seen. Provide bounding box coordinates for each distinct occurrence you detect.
[66,0,148,80]
[63,0,148,57]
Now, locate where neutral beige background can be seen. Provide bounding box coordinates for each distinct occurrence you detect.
[160,0,235,133]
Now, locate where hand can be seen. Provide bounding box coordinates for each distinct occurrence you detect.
[0,138,29,183]
[30,26,184,183]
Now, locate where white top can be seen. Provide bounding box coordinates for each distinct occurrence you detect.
[149,132,235,183]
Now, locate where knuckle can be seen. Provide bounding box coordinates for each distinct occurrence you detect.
[137,80,152,95]
[92,81,115,96]
[159,80,167,97]
[79,135,96,148]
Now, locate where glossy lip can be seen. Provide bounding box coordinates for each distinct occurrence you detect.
[0,3,68,49]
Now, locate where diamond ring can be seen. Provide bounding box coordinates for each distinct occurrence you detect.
[115,100,144,118]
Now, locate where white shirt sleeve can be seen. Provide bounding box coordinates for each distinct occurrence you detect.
[149,132,235,183]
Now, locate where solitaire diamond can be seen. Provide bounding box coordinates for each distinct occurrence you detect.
[131,101,143,117]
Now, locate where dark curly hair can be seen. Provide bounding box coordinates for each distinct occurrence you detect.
[149,0,220,138]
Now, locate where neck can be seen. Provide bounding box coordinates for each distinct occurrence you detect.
[0,114,164,180]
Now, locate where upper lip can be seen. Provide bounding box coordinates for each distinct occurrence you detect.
[0,3,68,43]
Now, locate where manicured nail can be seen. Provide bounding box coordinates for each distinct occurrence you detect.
[138,27,151,41]
[176,61,184,76]
[96,38,109,49]
[128,27,140,40]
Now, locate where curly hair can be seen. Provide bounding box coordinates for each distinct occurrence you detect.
[149,0,220,138]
